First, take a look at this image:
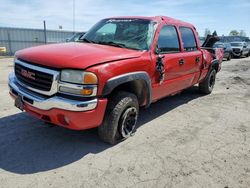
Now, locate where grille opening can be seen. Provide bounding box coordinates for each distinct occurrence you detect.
[41,115,51,122]
[11,89,18,96]
[15,63,53,91]
[57,114,70,126]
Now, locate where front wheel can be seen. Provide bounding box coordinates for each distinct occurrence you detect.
[199,69,217,94]
[98,91,139,144]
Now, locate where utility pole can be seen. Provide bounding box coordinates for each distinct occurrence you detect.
[43,20,47,44]
[73,0,75,33]
[7,31,12,55]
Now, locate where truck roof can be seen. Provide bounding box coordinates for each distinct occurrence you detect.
[107,16,195,29]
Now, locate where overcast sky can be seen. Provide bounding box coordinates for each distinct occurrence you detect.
[1,0,250,37]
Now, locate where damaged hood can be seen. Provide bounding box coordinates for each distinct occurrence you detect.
[16,42,144,69]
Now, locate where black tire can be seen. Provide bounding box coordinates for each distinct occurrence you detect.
[227,53,231,61]
[246,52,249,57]
[199,69,217,94]
[98,91,139,144]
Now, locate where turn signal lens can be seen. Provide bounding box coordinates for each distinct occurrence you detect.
[80,88,93,95]
[83,72,98,84]
[59,86,95,96]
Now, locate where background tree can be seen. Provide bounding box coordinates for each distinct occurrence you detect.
[212,30,218,36]
[204,28,211,37]
[229,30,239,36]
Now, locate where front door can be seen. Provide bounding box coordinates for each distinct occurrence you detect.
[152,25,200,100]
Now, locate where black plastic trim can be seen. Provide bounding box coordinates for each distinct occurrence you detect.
[102,71,152,107]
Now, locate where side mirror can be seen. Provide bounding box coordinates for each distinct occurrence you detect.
[155,45,161,54]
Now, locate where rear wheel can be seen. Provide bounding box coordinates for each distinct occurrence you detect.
[199,69,216,94]
[98,91,139,144]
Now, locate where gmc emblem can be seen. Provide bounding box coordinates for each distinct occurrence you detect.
[21,69,36,80]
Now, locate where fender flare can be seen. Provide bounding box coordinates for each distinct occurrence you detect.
[102,71,152,107]
[203,59,220,81]
[209,59,220,72]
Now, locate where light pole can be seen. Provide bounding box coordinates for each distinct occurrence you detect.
[73,0,75,33]
[43,20,47,44]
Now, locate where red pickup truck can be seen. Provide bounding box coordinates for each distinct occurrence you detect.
[9,16,222,144]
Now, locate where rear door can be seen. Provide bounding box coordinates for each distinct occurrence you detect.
[178,27,202,85]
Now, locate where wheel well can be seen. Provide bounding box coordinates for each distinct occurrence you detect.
[108,80,148,106]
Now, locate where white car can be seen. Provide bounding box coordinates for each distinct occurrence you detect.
[231,42,249,57]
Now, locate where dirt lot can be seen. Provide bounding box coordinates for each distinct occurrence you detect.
[0,57,250,188]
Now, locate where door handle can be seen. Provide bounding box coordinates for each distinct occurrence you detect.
[195,57,200,63]
[179,59,185,65]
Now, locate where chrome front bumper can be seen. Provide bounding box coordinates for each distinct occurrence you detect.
[8,73,98,112]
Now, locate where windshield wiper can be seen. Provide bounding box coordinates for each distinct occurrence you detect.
[78,38,94,43]
[96,41,127,48]
[80,40,140,50]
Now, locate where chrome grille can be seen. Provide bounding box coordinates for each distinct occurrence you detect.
[15,63,53,91]
[14,59,60,96]
[233,48,240,53]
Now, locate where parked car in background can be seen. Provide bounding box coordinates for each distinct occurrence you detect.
[66,32,86,42]
[213,42,232,61]
[231,42,249,57]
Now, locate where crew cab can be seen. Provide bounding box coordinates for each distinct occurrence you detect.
[8,16,222,144]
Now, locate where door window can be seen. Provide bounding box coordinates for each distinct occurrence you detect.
[179,27,197,51]
[157,25,180,53]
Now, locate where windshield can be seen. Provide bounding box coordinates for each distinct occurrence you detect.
[81,18,157,50]
[231,42,243,47]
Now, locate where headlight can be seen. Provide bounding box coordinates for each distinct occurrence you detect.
[60,70,98,84]
[59,70,98,96]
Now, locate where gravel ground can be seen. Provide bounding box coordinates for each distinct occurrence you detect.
[0,57,250,188]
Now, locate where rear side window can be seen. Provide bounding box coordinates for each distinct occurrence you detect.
[157,25,180,53]
[179,27,197,51]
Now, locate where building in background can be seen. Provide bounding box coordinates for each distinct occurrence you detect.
[219,36,250,43]
[0,27,76,55]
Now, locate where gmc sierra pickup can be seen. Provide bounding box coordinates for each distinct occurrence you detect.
[8,16,223,144]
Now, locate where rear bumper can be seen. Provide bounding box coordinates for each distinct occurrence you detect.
[9,73,107,130]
